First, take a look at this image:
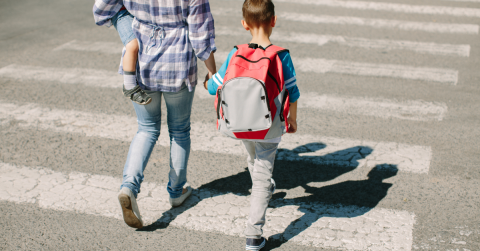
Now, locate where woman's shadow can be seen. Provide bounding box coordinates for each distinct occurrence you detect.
[138,142,398,250]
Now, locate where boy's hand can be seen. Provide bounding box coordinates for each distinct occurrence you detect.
[287,116,297,133]
[203,73,210,91]
[203,72,213,90]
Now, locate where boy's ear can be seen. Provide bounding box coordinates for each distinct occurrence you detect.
[241,20,250,31]
[271,15,277,27]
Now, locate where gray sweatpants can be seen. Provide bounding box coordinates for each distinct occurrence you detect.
[242,140,279,239]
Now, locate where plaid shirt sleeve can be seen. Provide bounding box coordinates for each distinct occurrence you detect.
[187,0,217,61]
[93,0,123,27]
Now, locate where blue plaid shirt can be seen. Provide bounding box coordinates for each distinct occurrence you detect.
[93,0,216,92]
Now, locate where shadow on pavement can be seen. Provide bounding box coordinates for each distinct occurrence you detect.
[138,142,398,250]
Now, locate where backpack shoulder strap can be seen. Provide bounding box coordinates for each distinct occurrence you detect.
[264,44,289,55]
[234,44,250,51]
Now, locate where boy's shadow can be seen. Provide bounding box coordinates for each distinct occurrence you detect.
[138,142,398,251]
[265,164,398,250]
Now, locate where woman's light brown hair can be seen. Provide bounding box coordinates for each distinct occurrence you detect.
[242,0,275,27]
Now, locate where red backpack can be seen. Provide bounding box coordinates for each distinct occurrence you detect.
[215,44,290,140]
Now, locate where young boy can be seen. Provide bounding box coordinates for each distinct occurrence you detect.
[204,0,300,249]
[94,4,152,105]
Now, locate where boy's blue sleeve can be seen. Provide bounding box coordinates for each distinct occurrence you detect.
[279,51,300,103]
[207,48,237,95]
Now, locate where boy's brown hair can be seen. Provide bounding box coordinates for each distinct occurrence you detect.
[242,0,275,27]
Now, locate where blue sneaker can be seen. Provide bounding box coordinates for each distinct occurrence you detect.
[246,237,266,250]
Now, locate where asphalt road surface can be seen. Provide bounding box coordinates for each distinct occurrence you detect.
[1,0,480,250]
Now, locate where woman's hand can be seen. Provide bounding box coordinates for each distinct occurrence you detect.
[203,52,216,91]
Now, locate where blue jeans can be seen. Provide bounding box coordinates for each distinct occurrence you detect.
[111,9,136,46]
[120,85,195,199]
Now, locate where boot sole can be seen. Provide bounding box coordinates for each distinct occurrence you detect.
[118,193,143,228]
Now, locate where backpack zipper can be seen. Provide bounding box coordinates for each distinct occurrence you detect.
[235,55,271,63]
[235,55,281,92]
[216,89,222,119]
[267,71,281,92]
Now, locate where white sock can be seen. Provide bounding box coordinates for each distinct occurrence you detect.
[124,71,137,90]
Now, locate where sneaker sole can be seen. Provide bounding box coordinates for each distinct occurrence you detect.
[118,193,143,228]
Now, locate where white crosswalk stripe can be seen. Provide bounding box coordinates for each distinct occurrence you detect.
[55,33,472,57]
[213,8,479,34]
[198,90,447,122]
[0,162,416,250]
[278,12,479,34]
[0,102,432,174]
[53,40,122,54]
[2,58,458,86]
[0,64,447,122]
[297,93,447,122]
[293,57,458,85]
[215,27,471,57]
[275,0,480,18]
[214,50,459,85]
[443,0,480,2]
[0,64,122,88]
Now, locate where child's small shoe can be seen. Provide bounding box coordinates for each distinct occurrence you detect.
[123,85,152,105]
[246,237,266,251]
[270,178,276,194]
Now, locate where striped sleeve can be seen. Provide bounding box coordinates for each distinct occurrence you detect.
[93,0,123,27]
[207,48,237,95]
[187,0,217,61]
[279,51,300,103]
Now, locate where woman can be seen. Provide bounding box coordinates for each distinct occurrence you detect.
[93,0,217,228]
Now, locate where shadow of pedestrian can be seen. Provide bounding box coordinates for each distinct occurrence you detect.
[139,142,397,250]
[264,164,398,250]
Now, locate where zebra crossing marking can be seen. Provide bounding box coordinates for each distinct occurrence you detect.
[49,31,462,87]
[275,0,480,18]
[212,8,479,34]
[53,40,122,54]
[214,50,458,85]
[0,64,122,88]
[214,27,471,57]
[0,64,448,123]
[294,57,458,85]
[197,90,447,122]
[278,12,479,34]
[298,93,447,122]
[0,162,416,250]
[0,102,432,173]
[443,0,480,2]
[55,32,472,57]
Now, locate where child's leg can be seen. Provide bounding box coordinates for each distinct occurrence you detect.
[243,140,256,175]
[122,39,139,90]
[112,9,151,104]
[112,10,138,90]
[242,141,278,239]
